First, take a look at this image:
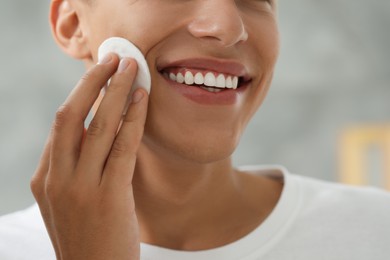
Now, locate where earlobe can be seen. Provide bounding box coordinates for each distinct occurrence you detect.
[50,0,90,60]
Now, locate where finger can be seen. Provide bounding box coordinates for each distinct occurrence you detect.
[30,133,53,202]
[50,54,119,178]
[101,88,149,188]
[76,58,138,185]
[30,134,62,257]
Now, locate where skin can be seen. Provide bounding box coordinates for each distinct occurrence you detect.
[31,0,282,259]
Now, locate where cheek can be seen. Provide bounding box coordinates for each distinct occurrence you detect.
[246,14,280,67]
[86,1,194,60]
[243,16,279,115]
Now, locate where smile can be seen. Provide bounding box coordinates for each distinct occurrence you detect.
[156,58,252,105]
[162,68,241,92]
[157,58,251,93]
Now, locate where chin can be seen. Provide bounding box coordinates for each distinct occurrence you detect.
[174,140,237,164]
[143,125,240,164]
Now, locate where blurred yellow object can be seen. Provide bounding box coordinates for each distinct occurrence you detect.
[338,125,390,190]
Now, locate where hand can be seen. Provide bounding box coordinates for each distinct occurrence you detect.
[30,54,148,260]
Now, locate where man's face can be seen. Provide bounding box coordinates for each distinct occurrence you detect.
[74,0,279,163]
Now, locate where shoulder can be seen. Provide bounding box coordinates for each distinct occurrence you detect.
[0,204,55,259]
[239,165,390,258]
[289,174,390,252]
[294,174,390,214]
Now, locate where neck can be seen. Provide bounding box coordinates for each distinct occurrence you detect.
[133,139,245,248]
[132,137,284,251]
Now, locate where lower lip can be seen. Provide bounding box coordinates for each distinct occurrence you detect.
[160,74,249,105]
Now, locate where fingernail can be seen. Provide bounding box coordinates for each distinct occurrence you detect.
[98,54,112,64]
[132,89,144,104]
[117,58,131,73]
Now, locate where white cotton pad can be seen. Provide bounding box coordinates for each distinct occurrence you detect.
[98,37,151,110]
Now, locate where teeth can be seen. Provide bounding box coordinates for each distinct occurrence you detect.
[176,73,185,84]
[232,76,238,89]
[194,73,204,85]
[169,73,176,81]
[165,70,240,89]
[204,72,216,87]
[226,77,233,89]
[200,86,222,93]
[216,74,226,88]
[185,71,194,85]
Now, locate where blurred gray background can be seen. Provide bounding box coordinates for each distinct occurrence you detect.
[0,1,389,215]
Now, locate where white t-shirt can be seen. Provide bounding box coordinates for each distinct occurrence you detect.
[1,165,389,260]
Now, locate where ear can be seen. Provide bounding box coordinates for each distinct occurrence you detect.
[50,0,91,60]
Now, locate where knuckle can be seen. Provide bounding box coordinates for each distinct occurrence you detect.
[30,174,44,199]
[86,118,107,137]
[45,179,61,203]
[80,70,95,83]
[122,113,146,131]
[122,113,138,124]
[53,105,73,131]
[106,79,131,95]
[110,139,131,158]
[105,81,122,93]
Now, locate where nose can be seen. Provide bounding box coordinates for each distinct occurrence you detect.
[187,0,248,48]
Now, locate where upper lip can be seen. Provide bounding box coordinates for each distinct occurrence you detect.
[157,58,252,82]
